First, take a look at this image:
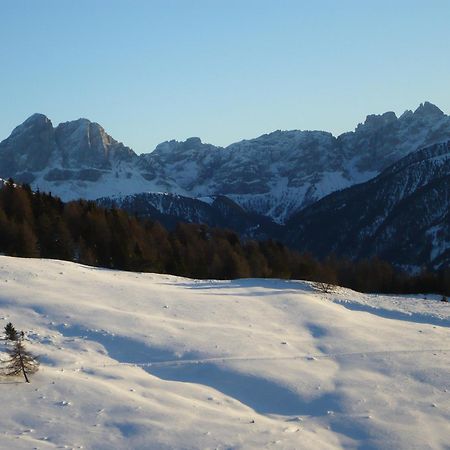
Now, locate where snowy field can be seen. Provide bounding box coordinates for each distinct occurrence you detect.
[0,256,449,450]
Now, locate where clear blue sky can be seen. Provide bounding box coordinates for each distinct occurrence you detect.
[1,0,449,153]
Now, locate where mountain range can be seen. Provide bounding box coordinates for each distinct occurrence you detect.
[1,102,449,221]
[0,102,449,269]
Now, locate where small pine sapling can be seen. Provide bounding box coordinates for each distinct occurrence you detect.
[3,326,39,383]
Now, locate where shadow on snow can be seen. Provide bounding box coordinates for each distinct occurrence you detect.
[56,324,340,417]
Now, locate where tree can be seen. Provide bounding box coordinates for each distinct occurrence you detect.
[3,335,39,383]
[4,322,18,341]
[312,261,338,293]
[15,222,39,257]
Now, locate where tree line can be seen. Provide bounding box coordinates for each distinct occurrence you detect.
[0,180,448,295]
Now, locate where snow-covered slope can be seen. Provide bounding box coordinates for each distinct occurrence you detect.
[0,256,449,449]
[286,140,450,269]
[1,102,450,222]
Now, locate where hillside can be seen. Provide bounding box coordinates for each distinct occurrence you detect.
[97,192,283,240]
[0,256,449,449]
[285,141,450,270]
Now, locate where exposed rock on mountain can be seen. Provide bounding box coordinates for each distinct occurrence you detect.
[0,113,56,176]
[55,118,135,170]
[0,114,148,199]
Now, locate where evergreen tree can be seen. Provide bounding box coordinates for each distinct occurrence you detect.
[15,222,39,257]
[4,322,18,341]
[3,335,39,383]
[78,237,97,266]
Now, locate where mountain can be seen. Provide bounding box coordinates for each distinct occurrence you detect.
[97,192,283,240]
[1,102,449,223]
[138,102,450,222]
[285,141,450,270]
[0,113,145,198]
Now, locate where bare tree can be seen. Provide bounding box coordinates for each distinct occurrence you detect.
[313,281,336,294]
[3,333,39,383]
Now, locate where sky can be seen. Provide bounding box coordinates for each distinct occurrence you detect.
[1,0,450,153]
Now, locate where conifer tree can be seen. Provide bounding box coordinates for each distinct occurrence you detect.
[4,322,18,341]
[15,222,39,257]
[3,333,39,383]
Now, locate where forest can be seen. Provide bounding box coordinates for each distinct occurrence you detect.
[0,181,448,296]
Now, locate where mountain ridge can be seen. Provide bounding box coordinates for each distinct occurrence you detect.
[96,192,283,240]
[285,140,450,269]
[0,102,449,222]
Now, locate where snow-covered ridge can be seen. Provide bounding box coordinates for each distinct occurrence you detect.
[1,102,450,222]
[0,256,449,449]
[285,140,450,268]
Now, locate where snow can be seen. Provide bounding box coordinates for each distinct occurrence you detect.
[0,256,449,449]
[427,224,450,263]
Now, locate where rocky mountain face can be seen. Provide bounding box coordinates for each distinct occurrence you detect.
[1,102,449,223]
[0,114,56,175]
[285,141,450,270]
[97,193,283,240]
[137,103,450,222]
[0,114,136,192]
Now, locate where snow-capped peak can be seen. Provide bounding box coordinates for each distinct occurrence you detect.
[1,102,450,222]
